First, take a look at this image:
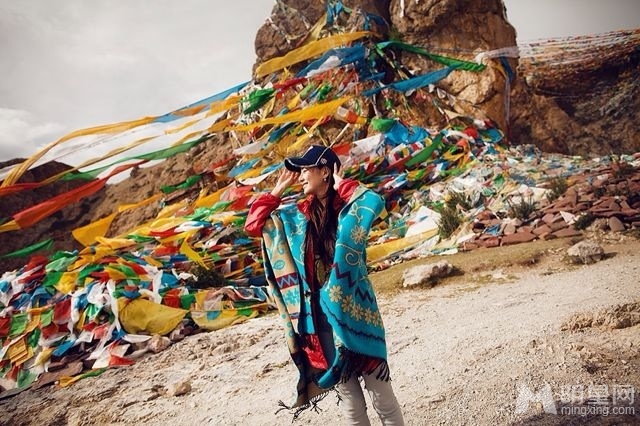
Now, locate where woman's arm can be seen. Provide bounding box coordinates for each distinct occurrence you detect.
[333,163,360,202]
[244,193,282,237]
[244,168,300,237]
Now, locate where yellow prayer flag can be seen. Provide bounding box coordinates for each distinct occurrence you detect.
[0,219,20,233]
[55,271,79,294]
[255,31,372,78]
[179,233,208,268]
[103,266,129,281]
[72,213,118,247]
[193,184,227,208]
[117,298,187,335]
[34,347,54,367]
[366,229,439,264]
[93,236,138,250]
[7,337,29,365]
[118,193,162,213]
[230,96,351,132]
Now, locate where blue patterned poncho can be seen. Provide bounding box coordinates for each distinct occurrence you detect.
[261,185,387,413]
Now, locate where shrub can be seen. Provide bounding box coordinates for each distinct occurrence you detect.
[573,213,596,230]
[612,160,635,178]
[506,194,537,221]
[593,186,606,198]
[437,205,462,240]
[446,190,475,211]
[186,264,227,289]
[546,176,568,202]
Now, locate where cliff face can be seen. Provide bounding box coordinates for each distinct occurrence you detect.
[511,29,640,156]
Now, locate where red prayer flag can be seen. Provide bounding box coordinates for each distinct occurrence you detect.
[0,317,10,337]
[53,298,72,324]
[108,354,135,367]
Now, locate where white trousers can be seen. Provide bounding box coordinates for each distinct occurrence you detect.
[317,330,404,425]
[336,364,405,426]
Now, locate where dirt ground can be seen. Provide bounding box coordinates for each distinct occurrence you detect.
[1,232,639,425]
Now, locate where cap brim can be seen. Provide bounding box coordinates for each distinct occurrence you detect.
[284,157,314,172]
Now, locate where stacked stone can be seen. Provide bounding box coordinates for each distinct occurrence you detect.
[461,161,640,250]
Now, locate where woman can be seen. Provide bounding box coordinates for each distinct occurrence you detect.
[245,145,404,425]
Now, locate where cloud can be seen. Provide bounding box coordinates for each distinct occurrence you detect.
[0,0,272,164]
[0,108,66,161]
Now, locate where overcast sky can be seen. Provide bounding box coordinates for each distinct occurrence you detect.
[0,0,638,165]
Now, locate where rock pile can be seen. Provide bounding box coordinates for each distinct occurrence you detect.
[460,154,640,251]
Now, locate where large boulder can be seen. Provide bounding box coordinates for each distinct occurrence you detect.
[511,30,640,156]
[255,0,517,131]
[388,0,516,131]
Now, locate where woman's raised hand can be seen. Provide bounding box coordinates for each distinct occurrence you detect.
[271,168,299,198]
[333,163,344,190]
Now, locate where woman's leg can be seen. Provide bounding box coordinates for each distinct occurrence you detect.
[362,365,405,425]
[336,376,371,425]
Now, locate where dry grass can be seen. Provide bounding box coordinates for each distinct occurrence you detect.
[370,237,578,296]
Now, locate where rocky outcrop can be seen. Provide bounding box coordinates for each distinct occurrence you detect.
[511,29,640,156]
[388,0,516,131]
[255,0,517,132]
[254,1,639,156]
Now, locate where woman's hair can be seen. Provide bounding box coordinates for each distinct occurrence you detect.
[307,166,338,265]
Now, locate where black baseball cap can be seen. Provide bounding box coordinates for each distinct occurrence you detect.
[284,145,341,172]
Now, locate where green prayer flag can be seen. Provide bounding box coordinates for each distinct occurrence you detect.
[371,118,397,132]
[45,253,78,273]
[27,328,41,348]
[84,304,101,321]
[125,234,157,244]
[243,88,276,114]
[9,313,28,337]
[299,82,316,99]
[17,368,38,389]
[42,271,64,291]
[77,264,103,285]
[80,368,107,379]
[316,83,333,102]
[40,308,54,327]
[209,200,233,213]
[160,174,202,194]
[0,239,53,259]
[180,293,196,310]
[406,135,444,168]
[377,41,486,72]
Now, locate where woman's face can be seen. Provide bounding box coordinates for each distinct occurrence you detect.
[299,166,330,197]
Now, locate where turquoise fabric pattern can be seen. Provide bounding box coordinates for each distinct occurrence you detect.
[261,184,387,409]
